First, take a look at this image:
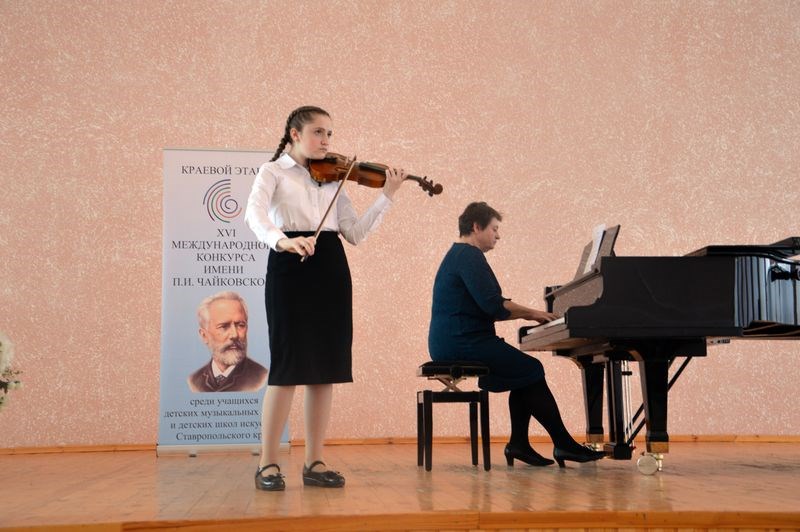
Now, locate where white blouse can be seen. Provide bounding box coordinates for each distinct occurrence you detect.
[245,153,393,250]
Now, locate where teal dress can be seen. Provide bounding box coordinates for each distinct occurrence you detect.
[428,243,545,392]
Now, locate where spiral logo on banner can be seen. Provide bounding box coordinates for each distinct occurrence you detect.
[203,179,242,223]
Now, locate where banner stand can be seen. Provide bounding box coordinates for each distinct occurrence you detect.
[158,148,288,455]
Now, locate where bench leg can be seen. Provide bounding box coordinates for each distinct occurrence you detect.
[423,390,433,471]
[480,390,491,470]
[416,392,424,467]
[469,401,478,465]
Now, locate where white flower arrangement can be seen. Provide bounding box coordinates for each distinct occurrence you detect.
[0,332,23,411]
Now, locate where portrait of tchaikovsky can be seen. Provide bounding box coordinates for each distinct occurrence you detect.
[188,291,268,393]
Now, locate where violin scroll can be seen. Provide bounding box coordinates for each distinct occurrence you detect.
[411,175,444,197]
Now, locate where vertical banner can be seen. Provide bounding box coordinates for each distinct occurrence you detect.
[158,148,278,455]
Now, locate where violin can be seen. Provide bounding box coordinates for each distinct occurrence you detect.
[308,153,443,197]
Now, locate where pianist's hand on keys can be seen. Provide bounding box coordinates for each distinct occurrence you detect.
[503,300,560,324]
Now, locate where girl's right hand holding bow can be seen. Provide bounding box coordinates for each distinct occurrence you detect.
[277,236,316,257]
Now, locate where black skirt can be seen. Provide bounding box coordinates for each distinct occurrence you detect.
[265,231,353,385]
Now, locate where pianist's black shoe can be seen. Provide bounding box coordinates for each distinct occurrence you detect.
[255,464,285,491]
[504,443,555,467]
[302,460,345,488]
[553,445,605,468]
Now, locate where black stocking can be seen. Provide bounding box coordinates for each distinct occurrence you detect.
[508,389,533,449]
[514,379,584,452]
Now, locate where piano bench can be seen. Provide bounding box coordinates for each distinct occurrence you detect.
[416,361,491,471]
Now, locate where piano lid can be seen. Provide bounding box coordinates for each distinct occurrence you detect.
[686,237,800,260]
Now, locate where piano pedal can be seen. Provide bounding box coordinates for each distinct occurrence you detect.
[636,452,664,475]
[585,441,604,452]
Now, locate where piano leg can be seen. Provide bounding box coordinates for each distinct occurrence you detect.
[604,356,634,459]
[636,356,670,454]
[627,339,705,456]
[576,358,605,445]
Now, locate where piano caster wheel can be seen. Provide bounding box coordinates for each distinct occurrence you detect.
[636,453,663,475]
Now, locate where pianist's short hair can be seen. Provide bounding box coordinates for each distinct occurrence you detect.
[197,291,249,330]
[458,202,503,236]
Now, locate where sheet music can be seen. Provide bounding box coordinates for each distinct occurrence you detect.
[573,241,593,280]
[583,223,606,274]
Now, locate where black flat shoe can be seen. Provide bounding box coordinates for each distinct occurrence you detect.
[504,443,555,467]
[302,460,345,488]
[255,464,285,491]
[553,445,606,468]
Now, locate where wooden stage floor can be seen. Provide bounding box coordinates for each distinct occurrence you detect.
[1,441,799,531]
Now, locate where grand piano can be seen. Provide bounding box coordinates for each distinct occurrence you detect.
[519,229,800,473]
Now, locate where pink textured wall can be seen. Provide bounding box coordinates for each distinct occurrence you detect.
[1,1,798,447]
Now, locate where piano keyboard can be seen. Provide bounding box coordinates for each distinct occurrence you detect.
[523,317,566,337]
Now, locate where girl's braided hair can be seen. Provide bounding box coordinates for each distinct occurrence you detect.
[270,106,330,161]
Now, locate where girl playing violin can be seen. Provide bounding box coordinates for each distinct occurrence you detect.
[245,105,407,491]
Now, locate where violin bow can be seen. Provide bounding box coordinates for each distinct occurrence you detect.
[300,155,357,263]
